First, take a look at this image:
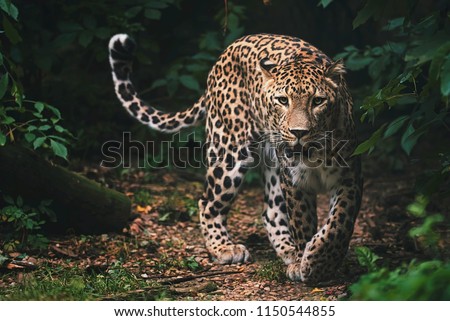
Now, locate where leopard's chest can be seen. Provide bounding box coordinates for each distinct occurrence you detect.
[289,165,341,193]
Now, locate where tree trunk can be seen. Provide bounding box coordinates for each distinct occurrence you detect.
[0,144,131,234]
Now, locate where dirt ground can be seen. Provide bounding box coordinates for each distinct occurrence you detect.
[1,158,446,300]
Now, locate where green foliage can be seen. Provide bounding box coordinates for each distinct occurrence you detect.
[0,2,73,160]
[150,1,246,98]
[0,100,73,159]
[352,0,389,30]
[350,260,450,300]
[407,195,444,250]
[158,193,197,224]
[317,0,333,9]
[0,261,162,300]
[337,10,449,160]
[180,255,201,272]
[133,189,154,206]
[255,260,287,282]
[406,194,429,217]
[354,246,380,273]
[323,1,450,301]
[153,253,202,272]
[0,195,55,251]
[408,214,444,248]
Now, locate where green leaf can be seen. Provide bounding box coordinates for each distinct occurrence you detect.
[16,195,23,207]
[48,135,68,143]
[144,8,161,20]
[345,53,373,71]
[407,195,429,217]
[38,125,51,131]
[50,139,68,160]
[405,33,449,66]
[401,124,421,155]
[440,55,450,96]
[192,52,217,61]
[199,32,221,51]
[2,15,22,44]
[34,102,45,113]
[24,132,36,143]
[179,75,200,92]
[353,0,387,29]
[0,52,3,65]
[0,254,9,265]
[382,17,404,31]
[11,82,23,107]
[54,125,65,133]
[27,125,37,132]
[125,6,142,18]
[0,0,19,20]
[150,78,167,90]
[0,73,9,100]
[45,104,62,119]
[2,116,15,125]
[384,116,409,138]
[33,136,46,149]
[0,132,6,146]
[353,125,386,155]
[317,0,333,8]
[147,1,169,9]
[354,246,380,272]
[95,27,110,40]
[79,30,94,47]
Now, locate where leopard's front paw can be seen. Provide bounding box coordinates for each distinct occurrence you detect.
[286,261,320,284]
[214,244,252,264]
[286,262,303,281]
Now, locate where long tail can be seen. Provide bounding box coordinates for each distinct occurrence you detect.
[108,34,207,133]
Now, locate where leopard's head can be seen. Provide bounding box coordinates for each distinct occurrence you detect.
[259,58,348,161]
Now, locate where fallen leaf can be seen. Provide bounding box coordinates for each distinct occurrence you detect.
[50,245,78,258]
[136,205,152,213]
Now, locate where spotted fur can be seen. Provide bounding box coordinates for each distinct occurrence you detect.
[109,33,363,284]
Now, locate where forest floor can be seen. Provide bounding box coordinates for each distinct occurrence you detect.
[0,160,446,300]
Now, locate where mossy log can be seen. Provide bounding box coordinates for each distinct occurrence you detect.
[0,144,131,234]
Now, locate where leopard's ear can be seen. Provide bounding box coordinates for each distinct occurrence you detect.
[258,58,277,84]
[325,59,346,88]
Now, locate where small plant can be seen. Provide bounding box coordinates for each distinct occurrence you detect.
[133,189,153,206]
[350,246,450,300]
[0,262,164,300]
[255,260,287,282]
[158,194,197,224]
[0,195,56,251]
[181,256,201,272]
[184,198,198,218]
[354,246,381,273]
[153,253,202,272]
[350,260,450,300]
[407,195,445,251]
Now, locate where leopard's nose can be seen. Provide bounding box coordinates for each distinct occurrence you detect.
[289,128,309,139]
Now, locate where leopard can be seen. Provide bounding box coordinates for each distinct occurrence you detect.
[108,33,363,284]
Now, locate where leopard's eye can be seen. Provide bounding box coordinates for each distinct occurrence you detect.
[276,96,289,106]
[312,97,325,106]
